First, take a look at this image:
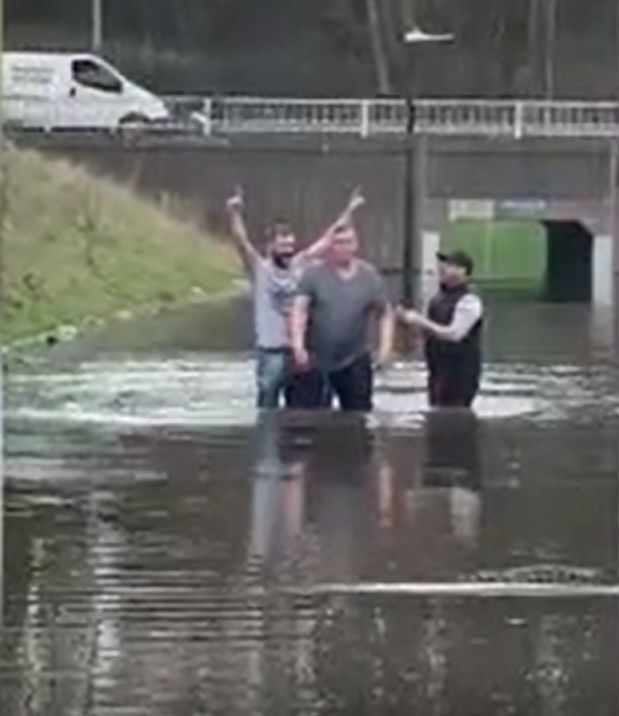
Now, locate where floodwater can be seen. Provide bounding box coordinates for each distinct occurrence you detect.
[2,297,618,716]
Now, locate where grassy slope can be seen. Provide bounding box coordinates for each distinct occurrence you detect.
[2,145,240,342]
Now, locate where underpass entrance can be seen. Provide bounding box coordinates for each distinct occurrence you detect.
[543,221,593,302]
[441,217,595,304]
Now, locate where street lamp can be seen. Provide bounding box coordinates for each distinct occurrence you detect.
[401,26,453,305]
[91,0,103,53]
[0,0,4,619]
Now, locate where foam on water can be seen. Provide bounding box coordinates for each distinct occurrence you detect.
[4,352,611,433]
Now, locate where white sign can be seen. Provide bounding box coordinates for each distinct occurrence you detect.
[448,200,495,221]
[496,198,547,216]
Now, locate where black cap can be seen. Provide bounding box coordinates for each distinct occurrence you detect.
[436,250,474,275]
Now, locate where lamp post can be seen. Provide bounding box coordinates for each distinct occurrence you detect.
[91,0,103,53]
[401,27,453,305]
[0,0,4,618]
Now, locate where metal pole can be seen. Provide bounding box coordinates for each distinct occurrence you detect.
[0,0,5,622]
[610,140,618,289]
[616,0,619,298]
[400,28,452,306]
[92,0,102,53]
[402,67,417,305]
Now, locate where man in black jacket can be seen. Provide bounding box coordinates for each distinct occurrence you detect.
[397,250,484,408]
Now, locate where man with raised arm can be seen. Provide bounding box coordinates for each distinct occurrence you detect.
[226,188,365,409]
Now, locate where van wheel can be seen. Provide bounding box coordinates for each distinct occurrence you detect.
[117,113,149,140]
[118,113,149,127]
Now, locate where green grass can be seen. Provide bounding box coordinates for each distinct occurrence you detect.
[2,145,240,342]
[443,219,546,290]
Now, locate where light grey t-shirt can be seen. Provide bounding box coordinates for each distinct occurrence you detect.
[297,260,388,371]
[252,256,302,349]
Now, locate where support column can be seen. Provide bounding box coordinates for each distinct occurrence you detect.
[609,140,618,302]
[420,230,441,304]
[592,234,614,307]
[414,135,430,306]
[608,140,618,359]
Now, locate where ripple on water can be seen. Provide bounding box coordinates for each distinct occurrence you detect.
[2,349,617,715]
[3,353,615,432]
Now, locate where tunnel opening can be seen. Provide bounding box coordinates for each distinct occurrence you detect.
[541,220,593,303]
[440,218,595,303]
[441,218,545,300]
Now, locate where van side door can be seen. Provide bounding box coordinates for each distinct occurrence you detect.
[2,59,55,129]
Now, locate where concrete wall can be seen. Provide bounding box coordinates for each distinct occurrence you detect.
[14,134,618,290]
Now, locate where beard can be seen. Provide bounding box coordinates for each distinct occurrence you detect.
[271,253,294,268]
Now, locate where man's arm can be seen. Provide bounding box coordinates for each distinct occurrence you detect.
[401,294,482,342]
[296,188,365,263]
[289,294,311,367]
[372,270,394,366]
[376,304,394,365]
[226,192,259,275]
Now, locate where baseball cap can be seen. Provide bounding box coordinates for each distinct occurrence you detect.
[436,250,474,275]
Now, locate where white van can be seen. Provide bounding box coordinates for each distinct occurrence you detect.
[1,51,170,130]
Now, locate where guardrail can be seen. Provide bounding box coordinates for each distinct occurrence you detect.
[205,98,619,138]
[5,95,619,138]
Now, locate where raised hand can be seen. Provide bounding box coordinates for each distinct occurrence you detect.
[347,186,365,212]
[226,185,244,212]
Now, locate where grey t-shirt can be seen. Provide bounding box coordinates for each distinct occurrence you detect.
[297,260,388,371]
[252,255,307,349]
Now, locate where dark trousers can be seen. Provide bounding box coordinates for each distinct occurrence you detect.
[428,368,480,409]
[289,353,374,412]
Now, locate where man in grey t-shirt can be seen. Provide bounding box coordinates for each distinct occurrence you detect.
[290,224,393,412]
[226,188,365,409]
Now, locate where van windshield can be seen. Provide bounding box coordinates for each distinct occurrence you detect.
[72,59,122,93]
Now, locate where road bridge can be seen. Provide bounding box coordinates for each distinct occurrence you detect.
[14,117,619,305]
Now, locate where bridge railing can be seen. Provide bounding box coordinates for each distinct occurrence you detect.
[366,99,517,137]
[521,101,619,137]
[202,97,619,138]
[207,97,517,136]
[5,94,619,138]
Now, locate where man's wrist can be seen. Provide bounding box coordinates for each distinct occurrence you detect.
[415,318,437,337]
[418,315,433,331]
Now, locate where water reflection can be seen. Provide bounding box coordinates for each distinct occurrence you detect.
[234,409,616,587]
[2,297,617,715]
[421,410,482,547]
[246,411,484,585]
[3,414,617,716]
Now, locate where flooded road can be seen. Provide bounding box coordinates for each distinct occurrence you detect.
[2,298,618,715]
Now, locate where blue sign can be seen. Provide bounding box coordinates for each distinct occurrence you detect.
[496,198,547,216]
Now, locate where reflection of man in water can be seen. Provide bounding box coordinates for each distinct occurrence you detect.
[226,188,365,409]
[248,411,307,565]
[423,410,482,544]
[397,251,484,409]
[248,412,378,581]
[302,416,376,581]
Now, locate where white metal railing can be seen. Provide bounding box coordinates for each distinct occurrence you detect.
[204,97,619,139]
[520,101,619,137]
[5,94,619,138]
